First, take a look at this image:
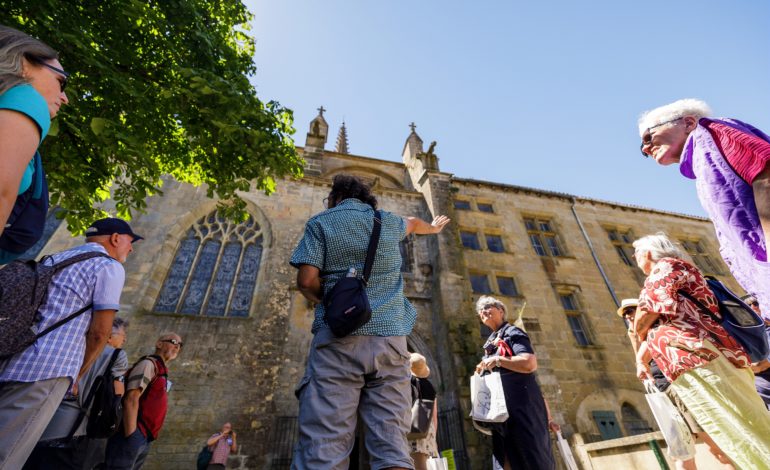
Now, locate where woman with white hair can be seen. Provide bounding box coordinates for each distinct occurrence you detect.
[474,295,554,470]
[632,232,770,467]
[637,99,770,334]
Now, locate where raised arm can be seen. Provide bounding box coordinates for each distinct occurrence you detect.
[405,215,450,235]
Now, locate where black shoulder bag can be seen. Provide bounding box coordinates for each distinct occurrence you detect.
[323,210,382,337]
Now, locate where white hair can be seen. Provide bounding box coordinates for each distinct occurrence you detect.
[632,232,684,262]
[476,295,507,316]
[637,99,712,136]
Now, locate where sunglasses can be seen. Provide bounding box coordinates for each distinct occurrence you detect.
[639,117,683,157]
[161,338,183,348]
[39,62,70,92]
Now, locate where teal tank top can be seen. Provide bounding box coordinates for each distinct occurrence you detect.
[0,84,51,194]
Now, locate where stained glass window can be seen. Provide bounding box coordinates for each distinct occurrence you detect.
[154,210,263,317]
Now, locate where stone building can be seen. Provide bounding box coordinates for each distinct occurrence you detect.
[37,108,740,469]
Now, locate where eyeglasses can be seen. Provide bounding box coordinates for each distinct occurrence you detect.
[39,62,70,92]
[161,338,183,348]
[748,301,759,308]
[622,308,636,319]
[640,117,682,157]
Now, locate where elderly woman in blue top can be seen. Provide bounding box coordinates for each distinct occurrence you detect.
[475,295,555,470]
[290,174,449,470]
[0,26,69,263]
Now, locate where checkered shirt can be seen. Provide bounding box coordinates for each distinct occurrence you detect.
[0,243,125,384]
[290,198,415,336]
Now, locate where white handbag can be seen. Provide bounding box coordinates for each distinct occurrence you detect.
[555,430,579,470]
[470,371,508,423]
[644,380,696,460]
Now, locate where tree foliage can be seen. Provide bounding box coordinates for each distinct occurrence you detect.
[1,0,302,232]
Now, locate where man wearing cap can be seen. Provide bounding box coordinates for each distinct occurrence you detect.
[0,217,141,468]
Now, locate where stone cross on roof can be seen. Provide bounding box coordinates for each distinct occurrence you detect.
[409,122,417,132]
[317,106,326,116]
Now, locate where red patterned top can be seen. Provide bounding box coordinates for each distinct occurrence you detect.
[637,258,750,382]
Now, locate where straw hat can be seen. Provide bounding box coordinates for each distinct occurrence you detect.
[409,353,430,378]
[616,298,639,318]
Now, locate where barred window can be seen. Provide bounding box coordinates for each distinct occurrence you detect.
[524,217,564,257]
[154,210,263,317]
[460,231,481,250]
[680,239,723,276]
[621,403,653,436]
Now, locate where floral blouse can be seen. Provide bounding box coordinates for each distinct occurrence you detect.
[637,257,750,382]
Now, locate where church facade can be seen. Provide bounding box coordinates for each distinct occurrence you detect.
[39,109,739,469]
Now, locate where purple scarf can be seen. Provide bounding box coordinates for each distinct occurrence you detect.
[679,118,770,318]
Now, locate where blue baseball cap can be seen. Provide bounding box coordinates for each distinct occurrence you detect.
[85,218,143,242]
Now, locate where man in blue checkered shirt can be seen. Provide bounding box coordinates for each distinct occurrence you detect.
[290,174,449,469]
[0,217,142,468]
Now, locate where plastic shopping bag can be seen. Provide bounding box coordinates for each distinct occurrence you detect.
[470,371,508,423]
[426,457,449,470]
[644,380,695,460]
[555,431,579,470]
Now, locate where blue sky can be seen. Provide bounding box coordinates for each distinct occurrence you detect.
[245,0,770,217]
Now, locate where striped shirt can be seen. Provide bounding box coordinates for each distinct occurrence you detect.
[290,198,415,336]
[0,243,125,384]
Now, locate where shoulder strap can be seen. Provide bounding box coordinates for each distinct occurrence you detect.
[362,210,382,285]
[32,252,116,339]
[677,288,720,323]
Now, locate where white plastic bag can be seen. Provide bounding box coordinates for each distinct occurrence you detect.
[555,431,579,470]
[470,371,508,423]
[644,380,696,460]
[426,457,449,470]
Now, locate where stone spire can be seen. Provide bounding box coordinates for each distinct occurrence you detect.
[335,121,349,154]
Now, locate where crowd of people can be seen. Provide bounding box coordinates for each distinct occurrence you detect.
[3,20,770,470]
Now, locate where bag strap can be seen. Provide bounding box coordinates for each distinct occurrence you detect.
[32,251,115,339]
[361,210,382,285]
[34,302,94,339]
[676,288,720,324]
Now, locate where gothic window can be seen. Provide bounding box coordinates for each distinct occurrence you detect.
[524,217,564,257]
[680,239,723,276]
[621,403,653,436]
[560,291,594,346]
[400,237,414,273]
[154,210,264,317]
[460,231,481,250]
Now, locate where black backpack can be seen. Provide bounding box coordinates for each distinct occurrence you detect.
[85,348,124,438]
[0,251,111,359]
[0,152,49,259]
